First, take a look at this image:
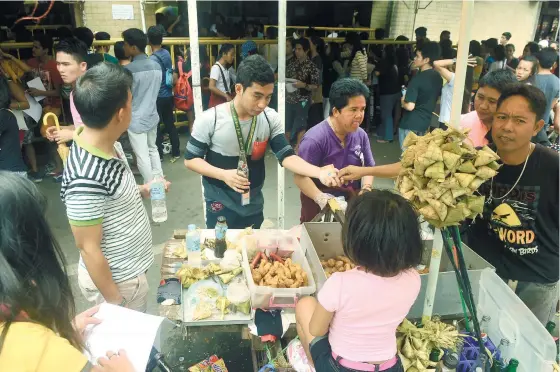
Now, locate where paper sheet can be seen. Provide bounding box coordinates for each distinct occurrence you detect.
[26,77,46,101]
[112,4,134,20]
[23,93,43,123]
[83,303,165,372]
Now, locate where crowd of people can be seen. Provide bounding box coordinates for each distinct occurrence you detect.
[0,17,558,372]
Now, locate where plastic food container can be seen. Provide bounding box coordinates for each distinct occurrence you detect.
[241,232,316,309]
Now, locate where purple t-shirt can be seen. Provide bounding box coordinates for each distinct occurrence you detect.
[298,120,375,191]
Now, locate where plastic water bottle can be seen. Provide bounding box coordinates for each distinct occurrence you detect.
[150,174,167,223]
[401,85,407,98]
[186,224,201,266]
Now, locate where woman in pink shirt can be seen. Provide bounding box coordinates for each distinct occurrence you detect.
[293,190,422,372]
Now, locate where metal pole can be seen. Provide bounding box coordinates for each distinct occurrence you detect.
[422,0,474,324]
[139,0,147,33]
[448,0,474,129]
[277,0,287,229]
[187,0,206,222]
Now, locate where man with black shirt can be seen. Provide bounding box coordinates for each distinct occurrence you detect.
[463,84,559,324]
[399,41,442,150]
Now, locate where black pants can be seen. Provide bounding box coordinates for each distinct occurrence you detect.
[156,96,180,157]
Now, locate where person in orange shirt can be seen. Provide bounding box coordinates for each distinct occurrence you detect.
[460,69,517,147]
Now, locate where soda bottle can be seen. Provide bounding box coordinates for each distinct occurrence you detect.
[150,174,167,223]
[505,359,519,371]
[490,359,505,372]
[437,352,459,372]
[479,315,491,343]
[237,149,250,206]
[186,224,201,266]
[214,216,228,258]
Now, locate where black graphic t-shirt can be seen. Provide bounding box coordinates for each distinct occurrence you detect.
[464,144,559,283]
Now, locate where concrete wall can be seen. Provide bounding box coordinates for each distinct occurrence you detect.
[74,0,158,39]
[383,0,540,55]
[369,1,392,31]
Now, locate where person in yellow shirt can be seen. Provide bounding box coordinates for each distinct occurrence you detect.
[0,171,133,372]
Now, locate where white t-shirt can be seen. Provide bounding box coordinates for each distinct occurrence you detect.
[439,73,455,124]
[210,62,231,94]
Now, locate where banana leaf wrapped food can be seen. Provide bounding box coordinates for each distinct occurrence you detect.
[396,126,501,227]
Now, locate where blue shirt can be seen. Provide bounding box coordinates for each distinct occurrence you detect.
[150,49,173,98]
[124,54,162,133]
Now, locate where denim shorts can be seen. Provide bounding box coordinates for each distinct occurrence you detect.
[309,336,404,372]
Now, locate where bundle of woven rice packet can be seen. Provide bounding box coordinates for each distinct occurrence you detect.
[397,127,501,228]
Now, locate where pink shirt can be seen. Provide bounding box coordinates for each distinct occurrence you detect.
[461,111,489,148]
[70,92,83,128]
[318,268,420,362]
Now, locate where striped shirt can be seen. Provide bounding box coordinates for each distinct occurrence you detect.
[60,127,154,283]
[350,50,368,82]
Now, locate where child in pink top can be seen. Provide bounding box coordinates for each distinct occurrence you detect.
[295,190,422,372]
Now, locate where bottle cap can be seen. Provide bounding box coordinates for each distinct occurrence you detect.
[187,224,197,231]
[509,359,519,366]
[217,216,226,223]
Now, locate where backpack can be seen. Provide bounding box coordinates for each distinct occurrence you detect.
[153,52,173,89]
[174,57,194,111]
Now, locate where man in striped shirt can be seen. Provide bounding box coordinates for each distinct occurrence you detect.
[61,63,156,312]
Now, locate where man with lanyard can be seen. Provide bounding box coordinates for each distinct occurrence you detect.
[185,55,339,229]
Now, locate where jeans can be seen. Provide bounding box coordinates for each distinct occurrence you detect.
[398,128,425,151]
[515,280,558,325]
[128,125,162,184]
[310,335,404,372]
[377,93,401,141]
[156,96,180,157]
[78,265,149,313]
[285,101,310,144]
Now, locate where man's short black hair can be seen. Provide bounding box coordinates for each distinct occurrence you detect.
[417,41,440,65]
[342,190,423,277]
[505,43,515,52]
[114,41,127,61]
[502,32,512,40]
[536,47,558,69]
[524,42,540,56]
[374,28,385,40]
[486,38,499,50]
[219,43,234,57]
[293,38,310,52]
[73,27,94,48]
[236,55,274,90]
[265,27,277,39]
[469,40,481,57]
[440,30,451,38]
[95,31,111,41]
[122,28,147,53]
[329,78,370,113]
[74,63,133,129]
[478,69,517,93]
[497,83,547,121]
[56,26,73,40]
[33,34,53,54]
[147,26,163,46]
[415,26,427,37]
[55,37,88,64]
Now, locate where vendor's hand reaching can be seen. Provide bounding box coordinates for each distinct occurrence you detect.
[73,305,102,336]
[313,192,335,210]
[293,80,307,89]
[93,350,134,372]
[318,165,341,187]
[221,169,250,193]
[338,165,365,183]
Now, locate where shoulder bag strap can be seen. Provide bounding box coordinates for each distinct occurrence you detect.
[215,63,230,94]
